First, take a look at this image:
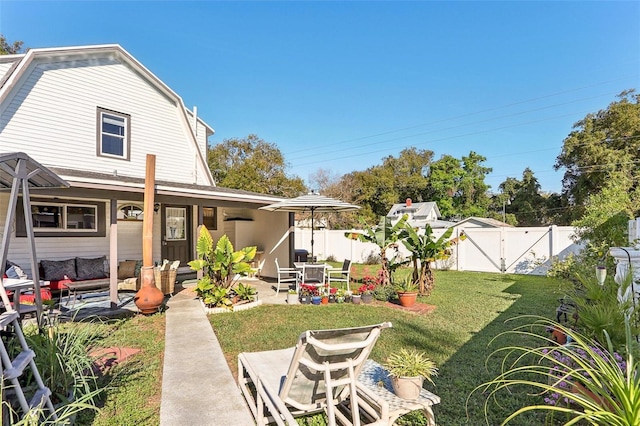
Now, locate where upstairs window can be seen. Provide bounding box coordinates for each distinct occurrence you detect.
[97,107,130,160]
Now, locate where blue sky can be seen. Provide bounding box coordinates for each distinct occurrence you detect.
[2,1,639,194]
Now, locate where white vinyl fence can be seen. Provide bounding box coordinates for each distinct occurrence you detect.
[295,225,582,275]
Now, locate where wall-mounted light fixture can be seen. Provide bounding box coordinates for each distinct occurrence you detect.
[154,203,160,214]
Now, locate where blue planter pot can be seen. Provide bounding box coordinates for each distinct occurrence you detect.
[311,296,322,305]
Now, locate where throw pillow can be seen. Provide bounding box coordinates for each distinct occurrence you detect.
[76,256,107,280]
[41,259,77,281]
[118,260,137,280]
[6,265,28,279]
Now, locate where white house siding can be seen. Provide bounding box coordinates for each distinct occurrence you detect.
[0,193,165,278]
[0,56,210,186]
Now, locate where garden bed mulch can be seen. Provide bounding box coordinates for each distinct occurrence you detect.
[383,301,436,315]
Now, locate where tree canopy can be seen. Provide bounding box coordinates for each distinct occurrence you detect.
[0,35,24,55]
[207,134,306,197]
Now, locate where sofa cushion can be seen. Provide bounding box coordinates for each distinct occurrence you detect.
[41,259,77,281]
[76,256,107,280]
[48,278,73,291]
[118,260,137,280]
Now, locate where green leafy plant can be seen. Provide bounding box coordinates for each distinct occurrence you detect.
[188,226,256,307]
[399,224,465,295]
[5,319,108,423]
[202,286,233,309]
[473,316,640,425]
[384,348,438,384]
[394,274,419,293]
[188,226,257,290]
[345,215,408,287]
[234,282,257,302]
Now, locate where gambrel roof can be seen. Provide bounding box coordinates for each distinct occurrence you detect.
[0,44,215,186]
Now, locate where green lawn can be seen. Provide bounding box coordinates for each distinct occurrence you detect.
[210,270,565,425]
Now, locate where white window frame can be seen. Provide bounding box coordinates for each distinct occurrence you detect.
[31,202,98,233]
[97,107,130,160]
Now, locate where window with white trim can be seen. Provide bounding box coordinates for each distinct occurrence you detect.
[31,203,97,232]
[97,108,130,160]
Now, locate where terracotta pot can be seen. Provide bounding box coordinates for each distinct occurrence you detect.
[134,266,165,314]
[391,375,424,400]
[571,382,613,410]
[321,296,329,305]
[397,291,418,307]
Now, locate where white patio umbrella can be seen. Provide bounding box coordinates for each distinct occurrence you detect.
[259,193,360,260]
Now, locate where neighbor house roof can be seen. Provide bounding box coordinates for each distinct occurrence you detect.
[455,217,513,228]
[386,201,441,219]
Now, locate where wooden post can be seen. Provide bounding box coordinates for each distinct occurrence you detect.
[134,154,164,314]
[143,154,156,267]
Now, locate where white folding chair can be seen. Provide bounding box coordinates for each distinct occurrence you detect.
[275,258,301,294]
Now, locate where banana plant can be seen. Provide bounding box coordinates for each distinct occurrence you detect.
[400,224,465,295]
[344,215,408,287]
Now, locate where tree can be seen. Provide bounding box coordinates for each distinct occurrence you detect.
[349,148,433,220]
[0,35,24,54]
[427,155,464,219]
[308,168,359,228]
[571,173,638,248]
[207,134,306,197]
[456,151,492,217]
[555,90,640,209]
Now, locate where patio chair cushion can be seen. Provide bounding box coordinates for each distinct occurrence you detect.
[76,256,107,280]
[41,258,77,281]
[118,260,137,280]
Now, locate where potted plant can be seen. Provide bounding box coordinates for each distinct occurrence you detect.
[351,290,362,304]
[299,284,315,304]
[394,275,419,307]
[384,348,438,400]
[358,282,376,304]
[287,289,298,305]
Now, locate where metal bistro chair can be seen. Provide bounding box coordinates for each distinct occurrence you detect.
[275,258,301,294]
[327,259,351,290]
[301,263,326,289]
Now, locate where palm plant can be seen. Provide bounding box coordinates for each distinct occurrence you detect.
[344,215,408,287]
[473,316,640,425]
[399,224,465,295]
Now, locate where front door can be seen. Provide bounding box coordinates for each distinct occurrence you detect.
[162,205,191,266]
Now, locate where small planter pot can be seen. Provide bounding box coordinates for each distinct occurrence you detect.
[300,295,311,304]
[352,294,362,304]
[391,375,424,400]
[321,296,329,305]
[336,296,345,304]
[397,291,418,308]
[328,295,336,303]
[287,293,299,305]
[361,293,374,304]
[311,295,322,305]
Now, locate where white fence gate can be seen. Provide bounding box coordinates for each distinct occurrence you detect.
[294,225,582,275]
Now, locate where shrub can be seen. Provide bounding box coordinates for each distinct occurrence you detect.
[362,250,381,265]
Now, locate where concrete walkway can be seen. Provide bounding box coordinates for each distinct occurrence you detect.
[160,278,287,425]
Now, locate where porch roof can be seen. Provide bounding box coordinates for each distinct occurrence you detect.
[41,167,286,208]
